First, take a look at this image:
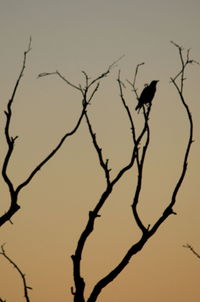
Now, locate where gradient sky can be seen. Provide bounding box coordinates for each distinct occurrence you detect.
[0,1,200,301]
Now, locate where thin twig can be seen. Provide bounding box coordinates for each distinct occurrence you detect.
[0,244,32,302]
[127,62,145,100]
[183,244,200,259]
[85,112,111,185]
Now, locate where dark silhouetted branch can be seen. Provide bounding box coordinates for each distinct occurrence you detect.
[0,244,32,302]
[183,244,200,259]
[72,66,151,302]
[85,112,111,185]
[87,234,149,302]
[127,62,145,100]
[74,43,195,302]
[126,66,153,233]
[0,41,90,227]
[39,62,124,302]
[15,104,87,195]
[149,42,195,235]
[1,39,32,226]
[131,105,151,234]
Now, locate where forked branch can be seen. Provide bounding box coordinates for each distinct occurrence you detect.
[73,43,195,302]
[72,66,151,302]
[1,41,90,227]
[149,42,195,235]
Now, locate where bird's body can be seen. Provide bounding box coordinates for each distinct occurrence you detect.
[135,80,159,111]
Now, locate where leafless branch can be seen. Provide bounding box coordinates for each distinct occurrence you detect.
[131,105,152,233]
[0,40,89,227]
[71,65,151,302]
[1,39,32,226]
[2,37,31,196]
[120,69,152,233]
[183,244,200,259]
[38,71,82,92]
[38,55,124,96]
[117,70,136,142]
[15,105,87,196]
[72,42,195,302]
[127,62,145,99]
[170,41,199,92]
[84,112,111,185]
[0,244,32,302]
[149,42,195,234]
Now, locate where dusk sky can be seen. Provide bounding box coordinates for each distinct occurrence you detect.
[0,1,200,301]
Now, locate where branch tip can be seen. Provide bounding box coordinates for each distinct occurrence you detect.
[71,286,75,295]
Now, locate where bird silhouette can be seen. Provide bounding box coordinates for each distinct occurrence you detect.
[135,80,159,112]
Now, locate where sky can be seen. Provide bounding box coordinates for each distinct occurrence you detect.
[0,1,200,301]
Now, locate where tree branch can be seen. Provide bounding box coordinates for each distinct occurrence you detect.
[0,39,32,227]
[150,42,195,235]
[0,40,89,227]
[183,244,200,259]
[15,103,87,195]
[127,62,145,100]
[84,112,111,185]
[86,43,195,302]
[126,66,153,233]
[131,105,152,233]
[72,66,150,302]
[44,65,121,302]
[2,38,31,196]
[0,244,32,302]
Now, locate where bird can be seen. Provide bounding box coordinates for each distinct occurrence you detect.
[135,80,159,112]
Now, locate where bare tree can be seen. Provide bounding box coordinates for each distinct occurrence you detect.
[43,42,196,302]
[0,42,198,301]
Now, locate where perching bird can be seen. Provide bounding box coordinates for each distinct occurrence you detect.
[135,80,159,112]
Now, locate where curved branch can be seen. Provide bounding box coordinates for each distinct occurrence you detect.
[85,112,111,185]
[0,244,32,302]
[87,234,148,302]
[131,105,152,233]
[0,40,88,228]
[15,103,87,195]
[2,38,31,197]
[0,39,31,227]
[150,43,194,235]
[72,67,150,302]
[86,43,195,302]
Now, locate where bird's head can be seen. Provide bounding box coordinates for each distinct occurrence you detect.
[151,80,159,86]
